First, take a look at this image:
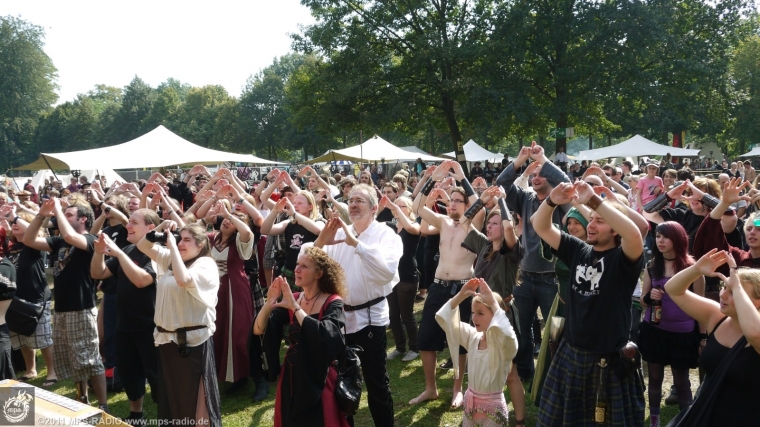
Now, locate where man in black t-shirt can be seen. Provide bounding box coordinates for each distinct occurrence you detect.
[90,208,159,424]
[23,198,109,412]
[532,181,645,427]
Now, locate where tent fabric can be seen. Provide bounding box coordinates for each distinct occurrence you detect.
[13,126,286,171]
[441,139,500,162]
[307,135,445,164]
[398,146,431,157]
[575,135,701,161]
[740,147,760,157]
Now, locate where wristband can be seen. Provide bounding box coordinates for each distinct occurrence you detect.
[463,199,484,219]
[238,198,245,204]
[11,216,20,225]
[642,291,653,306]
[98,201,105,208]
[701,194,720,210]
[586,195,604,211]
[498,198,512,222]
[699,333,708,340]
[104,207,112,214]
[421,178,435,196]
[460,178,475,198]
[643,193,670,213]
[545,197,558,208]
[293,307,303,316]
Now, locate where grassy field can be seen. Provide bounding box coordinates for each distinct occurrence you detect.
[23,298,691,426]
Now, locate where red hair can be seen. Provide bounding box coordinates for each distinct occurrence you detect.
[650,221,693,279]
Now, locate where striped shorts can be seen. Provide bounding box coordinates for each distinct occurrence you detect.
[10,300,53,350]
[52,308,105,382]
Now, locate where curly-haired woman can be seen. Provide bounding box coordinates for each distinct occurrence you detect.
[253,246,348,427]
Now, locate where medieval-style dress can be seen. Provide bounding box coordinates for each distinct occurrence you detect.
[268,295,348,427]
[210,232,254,382]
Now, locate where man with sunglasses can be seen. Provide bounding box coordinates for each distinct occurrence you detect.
[494,142,571,382]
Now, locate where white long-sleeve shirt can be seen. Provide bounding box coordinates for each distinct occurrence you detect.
[303,220,402,334]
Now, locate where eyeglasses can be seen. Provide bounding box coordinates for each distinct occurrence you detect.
[347,198,369,205]
[605,174,612,177]
[450,199,466,205]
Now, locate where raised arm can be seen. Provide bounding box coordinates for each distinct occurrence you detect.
[576,181,643,262]
[664,249,727,333]
[531,182,575,250]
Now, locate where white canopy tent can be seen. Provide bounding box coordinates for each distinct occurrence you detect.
[307,135,446,164]
[740,147,760,157]
[442,139,501,162]
[575,135,701,161]
[13,125,286,171]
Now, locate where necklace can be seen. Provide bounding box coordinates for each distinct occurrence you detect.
[663,257,675,261]
[302,291,321,303]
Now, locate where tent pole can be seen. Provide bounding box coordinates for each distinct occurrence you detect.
[41,155,59,181]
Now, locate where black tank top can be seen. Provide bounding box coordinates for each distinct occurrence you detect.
[699,316,760,426]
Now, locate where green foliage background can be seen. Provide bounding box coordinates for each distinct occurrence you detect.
[2,2,760,171]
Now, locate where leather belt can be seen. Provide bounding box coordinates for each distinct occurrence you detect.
[432,278,469,286]
[344,296,386,312]
[157,325,206,357]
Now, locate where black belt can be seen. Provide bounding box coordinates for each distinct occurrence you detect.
[522,271,556,278]
[432,278,469,286]
[157,325,207,357]
[344,296,386,312]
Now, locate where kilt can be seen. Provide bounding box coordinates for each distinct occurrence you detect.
[10,300,53,350]
[537,340,644,427]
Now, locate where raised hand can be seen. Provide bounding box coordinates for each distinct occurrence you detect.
[523,161,542,177]
[721,177,751,205]
[315,217,347,247]
[515,145,532,165]
[377,195,390,212]
[39,198,57,217]
[573,180,596,204]
[423,165,437,179]
[667,180,691,200]
[477,279,498,310]
[583,166,605,180]
[529,141,546,161]
[549,182,576,205]
[267,277,285,307]
[431,161,453,181]
[594,185,617,202]
[479,186,502,204]
[692,249,729,278]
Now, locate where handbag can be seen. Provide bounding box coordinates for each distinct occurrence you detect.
[7,297,44,336]
[335,344,363,416]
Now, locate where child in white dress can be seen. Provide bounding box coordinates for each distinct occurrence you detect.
[436,278,518,427]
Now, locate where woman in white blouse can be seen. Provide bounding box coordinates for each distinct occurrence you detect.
[138,221,221,426]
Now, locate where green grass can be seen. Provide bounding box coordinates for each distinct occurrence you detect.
[25,299,686,426]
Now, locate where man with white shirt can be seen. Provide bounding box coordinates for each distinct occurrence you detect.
[309,183,402,426]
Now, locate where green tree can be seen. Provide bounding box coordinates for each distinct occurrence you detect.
[0,16,58,169]
[102,76,156,145]
[293,0,504,169]
[727,29,760,154]
[168,85,232,148]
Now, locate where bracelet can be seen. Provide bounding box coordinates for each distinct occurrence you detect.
[498,198,512,222]
[238,198,245,204]
[104,207,112,214]
[642,291,653,306]
[586,195,604,210]
[98,201,105,208]
[11,216,20,225]
[463,199,484,219]
[293,307,303,316]
[460,178,475,198]
[545,197,558,208]
[35,214,45,220]
[421,178,435,196]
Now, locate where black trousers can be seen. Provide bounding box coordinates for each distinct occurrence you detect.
[116,328,158,402]
[346,325,394,427]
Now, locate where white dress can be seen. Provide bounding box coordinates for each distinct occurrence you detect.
[436,302,518,426]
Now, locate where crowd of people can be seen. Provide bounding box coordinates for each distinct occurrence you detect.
[0,145,759,426]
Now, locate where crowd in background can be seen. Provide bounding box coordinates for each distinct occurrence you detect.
[0,146,759,427]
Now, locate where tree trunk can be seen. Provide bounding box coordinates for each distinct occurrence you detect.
[441,91,468,176]
[589,134,593,150]
[556,113,568,154]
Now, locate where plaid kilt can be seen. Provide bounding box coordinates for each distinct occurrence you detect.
[537,340,644,427]
[52,308,105,382]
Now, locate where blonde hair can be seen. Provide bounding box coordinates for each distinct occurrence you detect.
[294,190,321,221]
[472,291,507,313]
[737,268,760,300]
[395,196,415,221]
